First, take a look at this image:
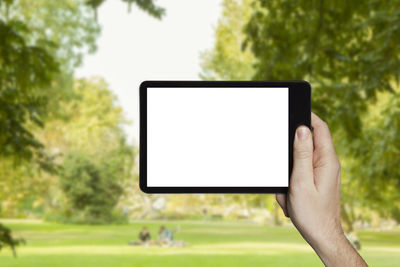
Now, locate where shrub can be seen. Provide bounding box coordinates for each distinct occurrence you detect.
[58,151,126,224]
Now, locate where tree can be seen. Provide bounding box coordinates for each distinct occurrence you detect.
[44,78,134,223]
[0,8,58,244]
[244,0,400,228]
[0,0,102,219]
[9,0,101,71]
[0,0,164,165]
[244,0,400,138]
[59,150,125,224]
[0,15,59,164]
[0,0,162,253]
[200,0,280,223]
[0,0,103,168]
[201,0,400,229]
[352,92,400,221]
[200,0,255,80]
[0,0,163,175]
[0,78,135,221]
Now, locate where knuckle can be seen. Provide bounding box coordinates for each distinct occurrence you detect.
[321,120,329,130]
[294,148,312,160]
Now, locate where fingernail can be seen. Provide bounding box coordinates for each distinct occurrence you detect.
[297,126,310,140]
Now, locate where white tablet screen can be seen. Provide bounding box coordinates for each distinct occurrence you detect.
[146,87,288,187]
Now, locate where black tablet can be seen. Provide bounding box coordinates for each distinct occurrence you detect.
[140,81,311,194]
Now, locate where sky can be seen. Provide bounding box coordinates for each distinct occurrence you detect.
[76,0,223,144]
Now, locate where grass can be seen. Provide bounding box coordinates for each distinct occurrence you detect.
[0,219,399,267]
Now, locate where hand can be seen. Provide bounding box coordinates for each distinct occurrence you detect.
[276,113,367,267]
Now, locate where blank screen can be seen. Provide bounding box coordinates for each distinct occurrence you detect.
[146,87,288,187]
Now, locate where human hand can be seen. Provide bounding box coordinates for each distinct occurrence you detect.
[276,113,367,267]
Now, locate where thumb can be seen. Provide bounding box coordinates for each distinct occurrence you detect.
[291,126,314,187]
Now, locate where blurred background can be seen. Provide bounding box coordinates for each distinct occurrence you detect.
[0,0,399,266]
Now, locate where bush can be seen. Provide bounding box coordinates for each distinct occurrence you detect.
[57,151,126,224]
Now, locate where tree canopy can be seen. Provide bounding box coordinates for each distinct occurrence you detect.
[0,0,163,166]
[0,0,161,253]
[0,17,59,165]
[201,0,400,226]
[0,77,135,221]
[200,0,255,80]
[244,0,400,137]
[86,0,165,19]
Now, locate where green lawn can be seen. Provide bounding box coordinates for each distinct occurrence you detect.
[1,219,399,267]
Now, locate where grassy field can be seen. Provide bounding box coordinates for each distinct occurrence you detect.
[1,219,399,267]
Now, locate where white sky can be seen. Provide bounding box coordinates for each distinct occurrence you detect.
[76,0,223,144]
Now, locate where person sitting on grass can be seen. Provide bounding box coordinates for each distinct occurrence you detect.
[128,226,152,246]
[157,225,187,247]
[158,226,174,246]
[139,227,151,244]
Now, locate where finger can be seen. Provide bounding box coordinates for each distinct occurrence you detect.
[311,113,337,161]
[291,126,314,188]
[276,194,288,217]
[311,113,341,191]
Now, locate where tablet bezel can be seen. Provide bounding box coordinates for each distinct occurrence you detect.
[140,81,311,194]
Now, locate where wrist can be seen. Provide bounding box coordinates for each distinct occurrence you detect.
[312,230,347,263]
[309,227,366,267]
[308,225,349,265]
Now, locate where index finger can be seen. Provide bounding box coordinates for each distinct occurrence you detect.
[311,112,337,159]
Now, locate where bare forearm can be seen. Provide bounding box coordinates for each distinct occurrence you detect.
[311,233,368,267]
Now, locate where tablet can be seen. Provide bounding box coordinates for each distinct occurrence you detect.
[140,81,311,193]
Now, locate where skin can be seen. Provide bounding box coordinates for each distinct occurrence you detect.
[276,113,368,267]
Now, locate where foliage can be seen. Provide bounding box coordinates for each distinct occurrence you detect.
[58,151,127,224]
[5,0,101,71]
[199,0,284,223]
[0,77,134,223]
[244,0,400,138]
[44,78,134,224]
[0,0,147,222]
[201,0,400,227]
[0,0,157,255]
[86,0,165,19]
[0,16,59,165]
[0,0,101,169]
[0,0,161,166]
[354,92,400,220]
[200,0,255,80]
[0,158,44,218]
[0,224,24,257]
[38,78,131,154]
[242,0,400,224]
